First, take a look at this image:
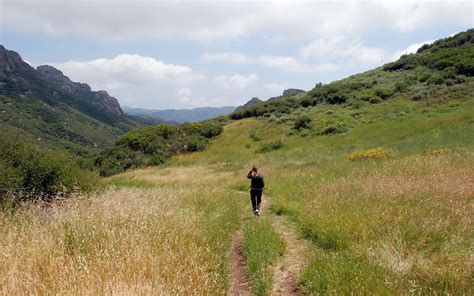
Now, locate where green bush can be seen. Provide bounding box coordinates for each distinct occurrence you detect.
[428,73,445,85]
[96,120,224,176]
[374,88,393,99]
[184,135,208,152]
[249,131,262,141]
[258,140,283,153]
[319,125,348,135]
[369,97,383,104]
[293,115,312,130]
[0,136,97,201]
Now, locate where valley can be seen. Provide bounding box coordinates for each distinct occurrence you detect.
[1,29,473,294]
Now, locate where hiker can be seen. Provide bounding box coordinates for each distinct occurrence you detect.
[247,166,265,216]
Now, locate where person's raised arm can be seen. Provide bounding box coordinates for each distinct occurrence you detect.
[247,170,253,179]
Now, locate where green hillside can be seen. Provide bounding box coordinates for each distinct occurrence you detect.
[101,29,473,175]
[0,45,142,157]
[231,29,473,120]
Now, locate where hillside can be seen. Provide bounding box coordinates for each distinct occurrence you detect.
[0,45,142,154]
[1,30,473,294]
[124,105,236,123]
[231,29,473,120]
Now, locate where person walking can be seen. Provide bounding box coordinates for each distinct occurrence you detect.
[247,166,265,216]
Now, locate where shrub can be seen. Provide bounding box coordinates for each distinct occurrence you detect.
[184,135,208,152]
[258,140,283,153]
[0,137,97,201]
[346,148,389,161]
[319,125,347,135]
[293,115,312,130]
[394,81,408,92]
[428,73,445,85]
[249,132,262,141]
[418,72,432,82]
[427,147,451,155]
[374,88,393,99]
[369,97,383,104]
[456,60,474,76]
[96,120,224,175]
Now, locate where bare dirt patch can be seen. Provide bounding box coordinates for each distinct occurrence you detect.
[228,230,252,296]
[271,216,309,295]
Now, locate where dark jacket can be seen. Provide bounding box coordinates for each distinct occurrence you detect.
[247,170,265,190]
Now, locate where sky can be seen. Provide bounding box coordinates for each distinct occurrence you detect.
[0,0,473,109]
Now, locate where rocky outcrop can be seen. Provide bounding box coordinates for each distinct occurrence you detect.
[268,88,306,101]
[235,97,262,111]
[0,45,36,75]
[282,88,305,97]
[36,65,91,93]
[36,65,123,115]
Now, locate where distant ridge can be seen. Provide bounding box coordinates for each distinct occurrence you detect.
[236,88,306,111]
[36,65,124,116]
[124,106,236,123]
[235,97,262,111]
[0,44,141,150]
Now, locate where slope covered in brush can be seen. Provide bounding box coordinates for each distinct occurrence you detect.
[231,29,473,119]
[0,45,142,154]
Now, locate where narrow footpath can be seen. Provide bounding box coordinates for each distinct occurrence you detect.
[229,194,310,295]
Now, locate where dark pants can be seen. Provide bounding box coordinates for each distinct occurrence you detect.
[250,189,262,211]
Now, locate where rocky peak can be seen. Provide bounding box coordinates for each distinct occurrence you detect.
[0,45,37,75]
[282,88,305,97]
[36,64,123,116]
[93,90,124,116]
[36,65,91,94]
[236,97,262,111]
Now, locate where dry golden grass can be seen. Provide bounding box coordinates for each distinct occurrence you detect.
[299,152,473,290]
[0,165,244,295]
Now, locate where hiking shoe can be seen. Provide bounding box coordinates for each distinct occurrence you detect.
[256,209,260,216]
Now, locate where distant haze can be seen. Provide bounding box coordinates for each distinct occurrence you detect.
[124,106,236,123]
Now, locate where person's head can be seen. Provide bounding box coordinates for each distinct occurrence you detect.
[252,166,258,172]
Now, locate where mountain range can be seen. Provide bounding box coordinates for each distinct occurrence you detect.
[123,106,236,124]
[124,89,306,123]
[0,45,142,155]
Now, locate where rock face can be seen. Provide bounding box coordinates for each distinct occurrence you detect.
[268,88,306,101]
[235,97,262,111]
[0,45,36,75]
[282,88,305,97]
[36,65,124,116]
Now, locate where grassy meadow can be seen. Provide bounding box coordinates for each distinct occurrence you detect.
[1,93,473,294]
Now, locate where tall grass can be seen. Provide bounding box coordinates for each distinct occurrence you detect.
[1,95,472,293]
[0,166,244,294]
[173,96,473,293]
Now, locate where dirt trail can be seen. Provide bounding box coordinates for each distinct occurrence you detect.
[229,230,252,296]
[270,216,308,295]
[229,194,309,295]
[263,198,309,295]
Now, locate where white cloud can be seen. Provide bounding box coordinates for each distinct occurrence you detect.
[2,1,471,41]
[263,82,288,94]
[51,54,262,108]
[400,40,434,55]
[177,87,192,97]
[299,37,387,66]
[201,51,340,74]
[387,39,435,62]
[214,73,258,89]
[258,55,305,72]
[52,54,199,90]
[201,52,252,64]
